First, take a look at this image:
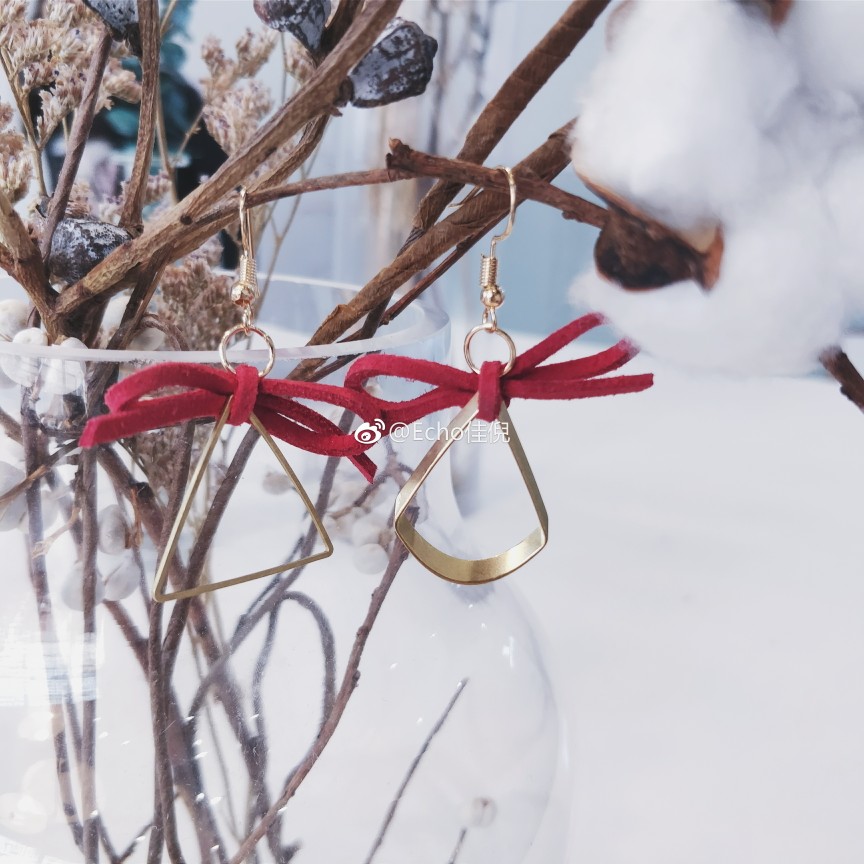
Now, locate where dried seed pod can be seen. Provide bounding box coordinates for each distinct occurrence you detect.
[102,551,140,601]
[82,0,142,56]
[60,562,106,611]
[0,299,28,342]
[98,504,129,555]
[0,461,26,532]
[254,0,331,53]
[47,219,131,285]
[348,18,437,108]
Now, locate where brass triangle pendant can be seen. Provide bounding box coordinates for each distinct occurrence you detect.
[394,394,548,584]
[153,397,334,602]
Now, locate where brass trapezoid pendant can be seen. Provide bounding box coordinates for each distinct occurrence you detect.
[394,393,548,585]
[153,397,333,602]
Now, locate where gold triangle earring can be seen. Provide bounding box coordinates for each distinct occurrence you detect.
[152,188,334,602]
[394,167,549,585]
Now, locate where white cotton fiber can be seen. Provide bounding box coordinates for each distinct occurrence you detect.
[572,181,846,376]
[822,148,864,319]
[573,0,798,229]
[782,0,864,101]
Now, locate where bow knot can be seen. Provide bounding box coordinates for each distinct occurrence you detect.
[477,360,505,422]
[80,363,382,481]
[345,314,654,428]
[228,364,260,426]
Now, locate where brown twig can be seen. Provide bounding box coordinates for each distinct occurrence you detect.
[227,537,412,864]
[120,0,160,232]
[0,188,56,331]
[407,0,611,240]
[388,140,607,226]
[40,26,114,260]
[820,347,864,413]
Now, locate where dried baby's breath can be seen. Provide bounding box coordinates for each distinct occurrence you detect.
[202,28,278,102]
[157,252,235,351]
[204,80,273,156]
[0,101,32,202]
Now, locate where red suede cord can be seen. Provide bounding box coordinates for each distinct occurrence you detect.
[345,314,654,427]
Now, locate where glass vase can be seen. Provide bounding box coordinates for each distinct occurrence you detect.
[0,276,565,863]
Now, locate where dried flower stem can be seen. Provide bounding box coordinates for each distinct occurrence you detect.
[121,0,161,232]
[227,537,412,864]
[40,26,114,261]
[364,678,469,864]
[0,46,48,197]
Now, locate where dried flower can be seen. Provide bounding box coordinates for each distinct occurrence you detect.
[204,79,273,155]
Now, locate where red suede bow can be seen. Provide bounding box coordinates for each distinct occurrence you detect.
[80,363,380,481]
[344,314,653,427]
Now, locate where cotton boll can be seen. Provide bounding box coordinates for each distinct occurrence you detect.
[0,298,29,340]
[59,562,105,611]
[353,543,389,575]
[98,504,129,554]
[0,461,26,531]
[573,181,845,375]
[0,327,46,388]
[102,552,140,601]
[350,513,385,547]
[127,327,164,352]
[574,0,798,228]
[42,337,87,396]
[821,148,864,319]
[782,1,864,101]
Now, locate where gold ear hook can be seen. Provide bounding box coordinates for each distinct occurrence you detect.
[232,186,259,330]
[479,166,517,332]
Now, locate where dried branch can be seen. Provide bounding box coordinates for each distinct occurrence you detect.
[121,0,161,232]
[80,450,101,863]
[407,0,611,241]
[40,26,114,260]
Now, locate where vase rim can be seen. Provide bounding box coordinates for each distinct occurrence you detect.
[0,274,449,363]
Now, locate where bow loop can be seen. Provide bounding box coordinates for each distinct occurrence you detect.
[81,362,381,481]
[345,315,653,425]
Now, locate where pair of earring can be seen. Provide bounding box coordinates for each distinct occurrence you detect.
[81,174,652,600]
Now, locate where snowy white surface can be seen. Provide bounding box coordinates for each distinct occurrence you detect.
[501,333,864,864]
